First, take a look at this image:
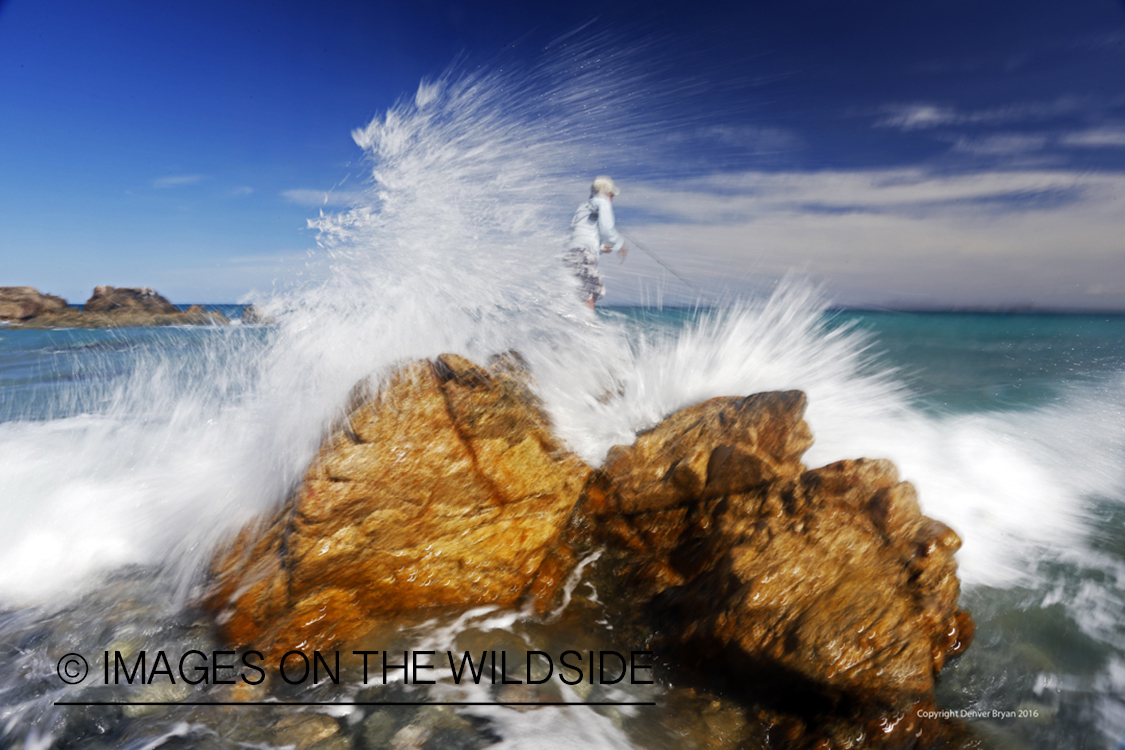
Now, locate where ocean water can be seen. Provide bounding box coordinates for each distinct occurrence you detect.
[2,48,1124,749]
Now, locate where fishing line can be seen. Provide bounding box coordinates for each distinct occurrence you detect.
[619,230,709,299]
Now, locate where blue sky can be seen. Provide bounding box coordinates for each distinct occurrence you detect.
[2,0,1124,308]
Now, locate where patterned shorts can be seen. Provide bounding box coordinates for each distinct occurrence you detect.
[565,247,605,302]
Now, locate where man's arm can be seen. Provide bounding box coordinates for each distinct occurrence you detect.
[597,195,625,253]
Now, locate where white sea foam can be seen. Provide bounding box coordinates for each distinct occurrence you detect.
[525,289,1125,589]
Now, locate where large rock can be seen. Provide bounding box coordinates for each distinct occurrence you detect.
[206,353,592,656]
[567,393,973,745]
[84,286,178,314]
[589,391,814,515]
[204,356,973,746]
[0,286,68,320]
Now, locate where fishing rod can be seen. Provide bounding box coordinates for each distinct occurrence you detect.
[619,230,707,298]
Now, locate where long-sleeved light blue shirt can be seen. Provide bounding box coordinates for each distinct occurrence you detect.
[567,193,624,254]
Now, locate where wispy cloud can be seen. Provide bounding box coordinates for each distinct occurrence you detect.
[282,188,368,208]
[1060,127,1125,148]
[656,125,802,158]
[699,125,800,152]
[872,104,1125,167]
[628,169,1109,222]
[229,186,254,197]
[1072,30,1125,52]
[875,99,1087,131]
[876,104,960,130]
[617,168,1125,308]
[152,174,209,189]
[949,133,1049,156]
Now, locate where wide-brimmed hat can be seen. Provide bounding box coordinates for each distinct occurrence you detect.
[591,175,619,197]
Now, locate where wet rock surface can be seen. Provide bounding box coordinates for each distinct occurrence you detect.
[584,458,973,745]
[207,353,591,658]
[205,355,974,748]
[561,392,973,746]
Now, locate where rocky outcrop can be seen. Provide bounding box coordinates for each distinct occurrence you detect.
[205,355,973,747]
[531,393,973,745]
[84,285,178,314]
[588,392,815,516]
[590,396,970,696]
[0,286,228,328]
[206,353,591,657]
[0,286,68,320]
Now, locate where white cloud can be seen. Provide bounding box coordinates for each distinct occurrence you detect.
[282,188,369,208]
[876,104,958,130]
[1060,128,1125,148]
[875,99,1087,131]
[614,168,1125,308]
[152,174,209,189]
[628,169,1104,223]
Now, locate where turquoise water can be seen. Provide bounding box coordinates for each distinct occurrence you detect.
[829,311,1125,749]
[830,311,1125,414]
[0,313,259,423]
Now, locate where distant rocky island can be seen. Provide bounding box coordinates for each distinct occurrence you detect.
[0,286,230,328]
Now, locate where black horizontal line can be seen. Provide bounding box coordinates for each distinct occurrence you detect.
[55,701,656,707]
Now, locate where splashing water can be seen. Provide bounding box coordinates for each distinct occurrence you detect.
[1,44,1124,748]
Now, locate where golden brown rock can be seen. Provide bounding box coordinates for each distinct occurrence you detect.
[593,392,813,515]
[207,353,591,657]
[204,357,972,747]
[579,392,973,739]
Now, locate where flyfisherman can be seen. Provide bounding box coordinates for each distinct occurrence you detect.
[566,176,628,310]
